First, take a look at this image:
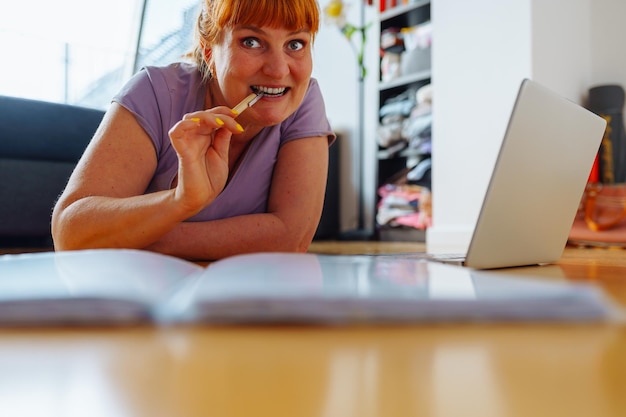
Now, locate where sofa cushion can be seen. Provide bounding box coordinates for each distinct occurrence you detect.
[0,96,105,247]
[0,95,105,163]
[0,158,75,235]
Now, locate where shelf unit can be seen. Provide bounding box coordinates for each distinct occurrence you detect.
[376,0,431,241]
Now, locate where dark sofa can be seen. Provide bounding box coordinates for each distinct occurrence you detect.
[0,95,105,247]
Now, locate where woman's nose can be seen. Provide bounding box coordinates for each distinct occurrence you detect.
[262,51,290,79]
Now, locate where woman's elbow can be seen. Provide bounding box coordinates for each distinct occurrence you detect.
[50,222,78,251]
[50,207,89,251]
[284,223,318,253]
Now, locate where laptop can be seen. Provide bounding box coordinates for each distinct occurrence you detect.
[399,79,607,269]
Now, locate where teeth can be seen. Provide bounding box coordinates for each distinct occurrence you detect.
[253,86,286,96]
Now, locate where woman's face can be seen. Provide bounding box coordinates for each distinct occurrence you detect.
[211,24,313,126]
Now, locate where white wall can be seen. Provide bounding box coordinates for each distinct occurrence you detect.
[590,0,626,106]
[531,0,593,101]
[427,0,533,252]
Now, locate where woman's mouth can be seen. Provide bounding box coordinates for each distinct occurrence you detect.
[251,86,288,97]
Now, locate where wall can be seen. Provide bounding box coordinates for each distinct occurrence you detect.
[531,0,593,101]
[427,0,533,252]
[590,0,626,102]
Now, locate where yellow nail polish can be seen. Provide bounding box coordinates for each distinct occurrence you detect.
[231,109,239,116]
[236,123,244,132]
[215,117,225,126]
[191,117,201,122]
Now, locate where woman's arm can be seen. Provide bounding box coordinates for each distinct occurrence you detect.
[145,135,330,260]
[51,102,237,250]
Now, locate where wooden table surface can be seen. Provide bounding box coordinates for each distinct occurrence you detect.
[0,242,625,417]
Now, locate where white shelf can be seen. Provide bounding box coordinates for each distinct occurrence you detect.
[380,0,431,22]
[379,69,432,91]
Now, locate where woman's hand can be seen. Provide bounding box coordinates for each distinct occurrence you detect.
[168,107,243,215]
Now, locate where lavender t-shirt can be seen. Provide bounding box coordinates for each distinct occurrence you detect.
[113,62,335,222]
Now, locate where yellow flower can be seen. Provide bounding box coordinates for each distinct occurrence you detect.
[324,0,348,27]
[323,0,370,80]
[325,0,344,18]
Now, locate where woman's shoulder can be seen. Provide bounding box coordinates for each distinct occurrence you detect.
[277,77,335,144]
[116,62,202,99]
[112,62,205,152]
[141,61,198,77]
[141,62,203,90]
[301,77,326,108]
[134,62,206,115]
[306,77,322,95]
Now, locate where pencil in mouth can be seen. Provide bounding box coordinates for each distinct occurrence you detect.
[232,92,264,116]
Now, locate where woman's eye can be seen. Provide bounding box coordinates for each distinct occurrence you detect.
[242,37,261,48]
[287,40,305,51]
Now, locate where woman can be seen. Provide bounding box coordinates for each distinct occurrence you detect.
[52,0,335,260]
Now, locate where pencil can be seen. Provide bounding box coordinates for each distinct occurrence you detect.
[232,92,263,116]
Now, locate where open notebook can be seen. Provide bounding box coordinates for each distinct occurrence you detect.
[0,249,618,325]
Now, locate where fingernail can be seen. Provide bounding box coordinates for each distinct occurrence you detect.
[236,123,244,132]
[231,109,239,116]
[215,117,225,126]
[191,117,201,123]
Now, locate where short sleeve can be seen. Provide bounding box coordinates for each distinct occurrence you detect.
[111,63,205,159]
[112,68,165,153]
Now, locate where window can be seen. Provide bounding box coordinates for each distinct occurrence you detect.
[0,0,199,110]
[135,0,199,71]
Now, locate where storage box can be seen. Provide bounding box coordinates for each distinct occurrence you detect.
[401,45,431,75]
